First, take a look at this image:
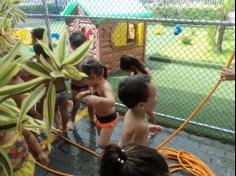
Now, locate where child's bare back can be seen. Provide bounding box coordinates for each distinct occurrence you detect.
[120,110,148,146]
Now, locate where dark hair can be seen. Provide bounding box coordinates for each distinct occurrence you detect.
[31,28,45,41]
[100,144,170,176]
[80,56,107,79]
[33,43,50,59]
[120,55,148,75]
[118,74,151,108]
[69,31,87,50]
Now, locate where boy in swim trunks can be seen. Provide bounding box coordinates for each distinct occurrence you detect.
[118,74,163,147]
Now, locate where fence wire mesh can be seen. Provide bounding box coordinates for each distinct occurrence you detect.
[17,0,235,144]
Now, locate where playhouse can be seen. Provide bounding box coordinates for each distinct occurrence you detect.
[62,0,153,73]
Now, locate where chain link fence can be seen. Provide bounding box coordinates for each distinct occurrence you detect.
[17,0,235,143]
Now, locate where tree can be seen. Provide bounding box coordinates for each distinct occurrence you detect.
[215,0,234,52]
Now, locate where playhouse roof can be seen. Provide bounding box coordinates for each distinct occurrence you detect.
[62,0,153,23]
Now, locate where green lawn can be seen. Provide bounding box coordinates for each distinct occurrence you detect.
[146,25,235,65]
[109,60,235,143]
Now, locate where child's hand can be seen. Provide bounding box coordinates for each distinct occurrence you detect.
[221,67,235,81]
[38,151,50,166]
[148,124,164,136]
[76,90,91,100]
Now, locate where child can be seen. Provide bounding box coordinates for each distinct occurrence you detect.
[33,43,69,133]
[120,54,158,124]
[100,143,170,176]
[120,54,150,75]
[67,31,95,130]
[0,128,49,176]
[118,74,163,147]
[6,76,50,166]
[76,57,120,148]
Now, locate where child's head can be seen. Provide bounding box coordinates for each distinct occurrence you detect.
[69,31,87,51]
[31,28,45,44]
[100,144,170,176]
[80,56,107,87]
[118,74,158,112]
[120,55,148,75]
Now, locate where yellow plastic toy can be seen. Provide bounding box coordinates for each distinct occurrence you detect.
[155,24,164,36]
[14,28,33,45]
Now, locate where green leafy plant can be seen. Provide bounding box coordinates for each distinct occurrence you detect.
[0,32,92,175]
[0,0,26,51]
[0,29,92,130]
[0,1,92,174]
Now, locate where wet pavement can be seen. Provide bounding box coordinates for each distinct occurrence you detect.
[35,109,235,176]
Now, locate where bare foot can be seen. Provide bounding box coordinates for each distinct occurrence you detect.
[67,120,75,131]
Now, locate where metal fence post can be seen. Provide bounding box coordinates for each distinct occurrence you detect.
[42,0,52,46]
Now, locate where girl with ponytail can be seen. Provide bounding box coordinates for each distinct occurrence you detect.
[120,54,150,75]
[100,144,170,176]
[76,56,120,149]
[120,55,161,125]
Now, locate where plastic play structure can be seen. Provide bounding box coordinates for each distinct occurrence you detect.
[13,28,60,47]
[174,24,184,35]
[14,28,33,45]
[155,24,164,35]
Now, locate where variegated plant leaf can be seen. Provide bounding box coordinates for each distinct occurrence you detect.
[0,62,20,87]
[62,65,88,81]
[0,147,13,176]
[21,61,52,79]
[0,41,22,69]
[55,29,67,68]
[17,84,46,133]
[43,83,56,135]
[62,39,93,66]
[0,77,46,96]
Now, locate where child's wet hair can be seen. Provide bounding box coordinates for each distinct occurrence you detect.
[69,31,87,50]
[120,55,148,74]
[33,42,51,59]
[118,74,151,108]
[100,144,170,176]
[80,56,107,78]
[31,28,45,41]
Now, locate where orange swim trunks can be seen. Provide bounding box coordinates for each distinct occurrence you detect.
[94,112,121,128]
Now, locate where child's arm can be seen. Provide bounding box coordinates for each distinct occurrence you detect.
[77,87,115,108]
[22,129,49,166]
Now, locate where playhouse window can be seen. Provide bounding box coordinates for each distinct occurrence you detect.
[111,22,144,48]
[127,23,136,44]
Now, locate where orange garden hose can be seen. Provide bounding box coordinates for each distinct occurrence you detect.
[156,49,235,176]
[36,161,73,176]
[36,50,235,176]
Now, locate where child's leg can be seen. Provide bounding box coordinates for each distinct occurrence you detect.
[71,90,80,123]
[59,98,69,133]
[98,127,114,149]
[36,98,44,116]
[88,105,95,124]
[54,103,62,129]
